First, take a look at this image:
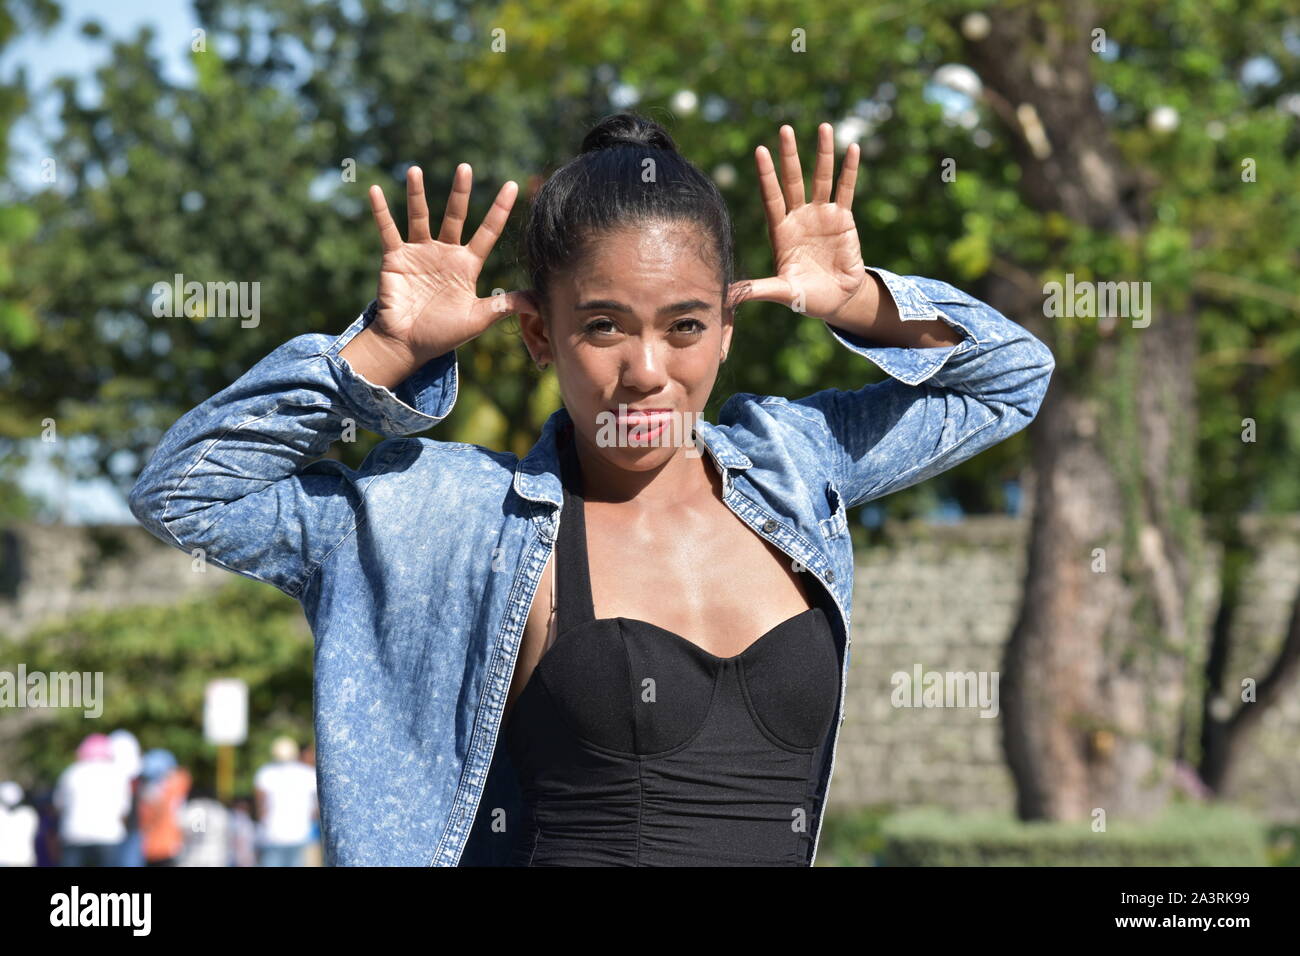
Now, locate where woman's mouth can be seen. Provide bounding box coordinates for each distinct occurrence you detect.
[614,408,674,443]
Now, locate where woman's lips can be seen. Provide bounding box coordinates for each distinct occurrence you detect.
[613,408,674,442]
[615,409,673,423]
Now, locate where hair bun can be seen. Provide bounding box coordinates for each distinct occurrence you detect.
[580,112,678,155]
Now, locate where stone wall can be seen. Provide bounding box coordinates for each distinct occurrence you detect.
[0,523,229,638]
[2,517,1297,821]
[833,513,1300,823]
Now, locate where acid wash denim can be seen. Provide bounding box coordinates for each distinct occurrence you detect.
[128,266,1055,866]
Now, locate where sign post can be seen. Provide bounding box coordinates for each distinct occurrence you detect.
[203,678,248,804]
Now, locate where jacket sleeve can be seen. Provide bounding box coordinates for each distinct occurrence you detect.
[749,267,1055,511]
[127,300,458,598]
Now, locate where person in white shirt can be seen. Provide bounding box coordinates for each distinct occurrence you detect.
[0,782,38,866]
[54,733,131,866]
[254,737,318,866]
[178,788,231,867]
[108,729,144,866]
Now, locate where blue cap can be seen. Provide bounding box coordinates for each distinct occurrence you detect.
[140,748,178,780]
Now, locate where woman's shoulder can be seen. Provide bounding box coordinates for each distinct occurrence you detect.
[715,389,834,448]
[359,434,517,470]
[358,435,528,497]
[706,390,837,481]
[371,434,517,461]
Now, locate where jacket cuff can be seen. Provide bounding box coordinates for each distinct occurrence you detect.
[322,300,459,435]
[823,266,980,386]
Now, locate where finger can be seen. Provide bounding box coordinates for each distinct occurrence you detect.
[754,146,786,239]
[726,281,750,312]
[407,166,432,243]
[478,287,538,321]
[471,289,539,326]
[835,142,860,208]
[811,123,835,204]
[728,276,792,309]
[438,163,471,244]
[369,185,403,253]
[777,124,805,212]
[466,179,519,262]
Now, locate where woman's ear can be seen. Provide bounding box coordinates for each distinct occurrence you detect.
[516,289,552,367]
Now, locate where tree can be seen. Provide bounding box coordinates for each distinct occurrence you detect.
[0,0,58,519]
[951,1,1300,816]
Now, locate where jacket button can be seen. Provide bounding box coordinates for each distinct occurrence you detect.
[761,519,777,533]
[825,569,836,583]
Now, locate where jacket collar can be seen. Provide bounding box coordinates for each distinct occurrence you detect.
[512,405,753,508]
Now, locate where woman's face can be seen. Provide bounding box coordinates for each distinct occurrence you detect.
[521,220,734,473]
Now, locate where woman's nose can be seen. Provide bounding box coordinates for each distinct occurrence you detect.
[619,342,669,391]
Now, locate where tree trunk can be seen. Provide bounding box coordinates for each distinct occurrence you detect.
[1200,571,1300,793]
[962,2,1199,821]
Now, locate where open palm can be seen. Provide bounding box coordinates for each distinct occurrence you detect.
[729,123,867,323]
[369,165,535,363]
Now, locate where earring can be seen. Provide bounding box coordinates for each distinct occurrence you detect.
[537,360,548,371]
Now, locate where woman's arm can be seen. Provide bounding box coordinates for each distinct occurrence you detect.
[733,127,1055,512]
[129,164,529,598]
[785,265,1054,510]
[726,122,1053,511]
[127,305,460,598]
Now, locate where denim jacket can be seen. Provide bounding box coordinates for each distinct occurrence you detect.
[128,267,1054,866]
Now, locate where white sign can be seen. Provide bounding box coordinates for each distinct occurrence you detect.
[203,678,248,745]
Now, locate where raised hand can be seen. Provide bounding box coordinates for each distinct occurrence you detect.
[365,164,536,365]
[727,123,867,323]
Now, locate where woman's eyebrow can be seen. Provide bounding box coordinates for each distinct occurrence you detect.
[573,298,713,315]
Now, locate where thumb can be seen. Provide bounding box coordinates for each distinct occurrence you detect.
[475,289,540,322]
[728,276,792,311]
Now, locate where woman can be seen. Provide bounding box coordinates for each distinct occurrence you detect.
[130,112,1054,866]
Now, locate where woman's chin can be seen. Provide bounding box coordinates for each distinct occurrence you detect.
[591,440,692,469]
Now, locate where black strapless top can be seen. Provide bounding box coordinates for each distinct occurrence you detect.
[503,428,840,866]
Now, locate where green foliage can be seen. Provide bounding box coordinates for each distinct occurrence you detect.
[813,801,896,867]
[0,0,1296,528]
[1266,822,1300,866]
[0,2,56,392]
[877,802,1270,866]
[0,575,312,794]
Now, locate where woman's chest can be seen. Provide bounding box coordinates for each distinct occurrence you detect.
[584,499,814,641]
[504,497,815,726]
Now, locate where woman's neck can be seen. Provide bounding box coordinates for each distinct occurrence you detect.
[563,423,720,509]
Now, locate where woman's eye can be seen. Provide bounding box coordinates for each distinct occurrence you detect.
[582,318,704,335]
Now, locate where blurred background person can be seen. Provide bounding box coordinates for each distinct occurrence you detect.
[137,749,191,866]
[31,788,59,867]
[108,729,144,866]
[254,736,317,866]
[178,785,230,866]
[0,782,38,867]
[228,794,257,867]
[54,733,131,866]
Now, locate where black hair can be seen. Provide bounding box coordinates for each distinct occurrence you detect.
[519,111,735,322]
